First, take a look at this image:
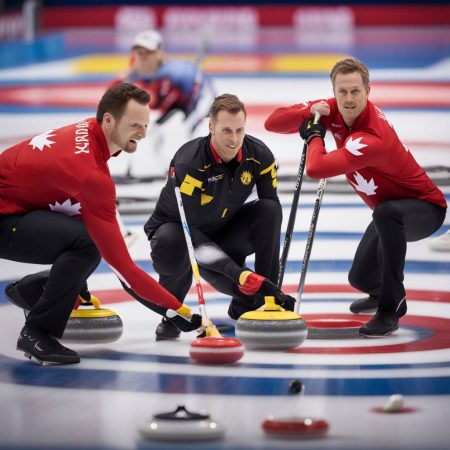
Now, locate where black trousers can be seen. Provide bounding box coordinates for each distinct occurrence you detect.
[348,199,446,313]
[128,199,282,317]
[0,211,101,337]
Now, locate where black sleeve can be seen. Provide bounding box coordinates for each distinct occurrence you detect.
[256,144,280,202]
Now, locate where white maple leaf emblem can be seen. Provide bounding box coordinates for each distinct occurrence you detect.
[350,172,378,196]
[345,137,367,156]
[29,130,56,151]
[49,199,81,216]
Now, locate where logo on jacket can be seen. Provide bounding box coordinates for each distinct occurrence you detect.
[350,172,377,196]
[345,137,367,156]
[240,171,252,185]
[49,199,82,216]
[29,130,56,151]
[207,174,224,183]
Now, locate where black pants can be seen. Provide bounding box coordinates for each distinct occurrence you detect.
[128,199,282,317]
[348,199,446,313]
[0,211,101,337]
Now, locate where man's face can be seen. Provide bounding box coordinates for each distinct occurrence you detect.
[209,110,246,162]
[109,99,149,154]
[132,46,161,75]
[333,71,369,127]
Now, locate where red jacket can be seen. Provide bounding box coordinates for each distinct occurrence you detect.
[265,99,446,210]
[0,118,181,310]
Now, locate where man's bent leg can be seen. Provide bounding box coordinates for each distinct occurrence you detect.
[0,211,101,363]
[373,200,446,315]
[150,222,192,339]
[348,221,382,314]
[206,199,282,318]
[361,200,446,337]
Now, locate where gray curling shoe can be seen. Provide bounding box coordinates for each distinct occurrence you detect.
[349,296,379,314]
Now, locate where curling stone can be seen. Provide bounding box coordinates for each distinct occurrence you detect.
[235,296,307,350]
[138,405,225,442]
[62,294,123,343]
[190,326,244,364]
[262,416,329,439]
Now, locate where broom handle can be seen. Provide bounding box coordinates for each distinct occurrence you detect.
[174,186,209,325]
[278,112,321,288]
[278,141,307,287]
[295,113,326,314]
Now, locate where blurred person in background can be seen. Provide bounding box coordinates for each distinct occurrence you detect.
[111,29,216,177]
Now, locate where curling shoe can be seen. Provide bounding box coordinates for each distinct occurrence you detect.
[227,296,261,320]
[17,325,80,365]
[349,296,378,314]
[155,318,180,341]
[5,282,32,317]
[359,312,399,337]
[359,297,406,337]
[394,297,407,318]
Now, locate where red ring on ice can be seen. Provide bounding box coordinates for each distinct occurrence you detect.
[290,314,450,354]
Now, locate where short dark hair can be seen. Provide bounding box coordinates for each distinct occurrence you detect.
[330,57,370,90]
[96,83,150,123]
[210,93,246,121]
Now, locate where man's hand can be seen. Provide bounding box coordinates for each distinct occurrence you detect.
[310,101,330,117]
[238,271,296,311]
[299,119,326,144]
[165,305,202,332]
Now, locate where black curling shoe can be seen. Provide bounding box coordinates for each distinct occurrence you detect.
[359,312,399,338]
[155,318,180,341]
[17,325,80,365]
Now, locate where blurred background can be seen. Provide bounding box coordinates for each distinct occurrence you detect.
[0,2,449,450]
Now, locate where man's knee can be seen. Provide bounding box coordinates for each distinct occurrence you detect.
[254,199,282,227]
[150,223,188,271]
[73,232,101,265]
[372,201,400,225]
[348,267,364,291]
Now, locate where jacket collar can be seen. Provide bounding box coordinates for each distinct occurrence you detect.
[89,118,112,162]
[209,136,243,164]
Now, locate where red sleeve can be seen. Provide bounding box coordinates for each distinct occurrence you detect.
[265,100,329,134]
[306,132,383,179]
[79,172,182,311]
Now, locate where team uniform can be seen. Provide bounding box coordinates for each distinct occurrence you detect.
[265,99,446,314]
[0,118,182,338]
[134,133,282,319]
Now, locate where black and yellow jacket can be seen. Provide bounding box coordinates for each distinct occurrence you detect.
[144,133,280,280]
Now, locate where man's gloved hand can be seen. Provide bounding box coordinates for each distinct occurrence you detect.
[238,271,296,311]
[299,118,326,144]
[165,304,202,332]
[79,281,92,304]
